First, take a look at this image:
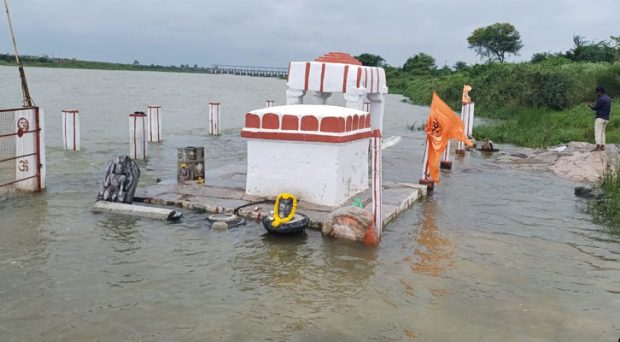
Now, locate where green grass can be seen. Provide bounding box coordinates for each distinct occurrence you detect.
[472,105,620,148]
[588,160,620,234]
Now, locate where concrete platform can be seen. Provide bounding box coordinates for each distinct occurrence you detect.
[135,179,426,231]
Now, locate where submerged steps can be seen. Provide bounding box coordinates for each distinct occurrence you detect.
[135,181,426,230]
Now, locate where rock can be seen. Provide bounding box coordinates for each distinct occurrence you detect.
[322,206,377,245]
[510,153,529,159]
[480,139,497,152]
[574,186,605,199]
[97,156,141,204]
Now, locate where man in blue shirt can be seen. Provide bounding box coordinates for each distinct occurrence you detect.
[589,86,612,151]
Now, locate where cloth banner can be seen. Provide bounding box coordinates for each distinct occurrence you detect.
[425,92,473,182]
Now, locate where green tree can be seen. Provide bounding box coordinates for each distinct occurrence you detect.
[453,61,469,72]
[565,35,616,63]
[403,53,436,75]
[467,23,523,63]
[356,53,385,67]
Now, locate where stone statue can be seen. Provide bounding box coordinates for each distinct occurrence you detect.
[97,156,141,203]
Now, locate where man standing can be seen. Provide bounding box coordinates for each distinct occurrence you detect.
[589,86,612,151]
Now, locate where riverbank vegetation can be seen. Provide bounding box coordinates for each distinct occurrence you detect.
[0,53,211,74]
[589,160,620,234]
[361,26,620,148]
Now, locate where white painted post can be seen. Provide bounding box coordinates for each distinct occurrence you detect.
[14,107,43,191]
[129,112,148,161]
[265,100,275,107]
[467,102,475,137]
[62,109,80,151]
[419,137,434,191]
[440,140,452,169]
[456,104,467,155]
[146,105,162,142]
[371,131,383,240]
[208,102,221,135]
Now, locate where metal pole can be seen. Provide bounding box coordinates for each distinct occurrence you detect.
[3,0,34,107]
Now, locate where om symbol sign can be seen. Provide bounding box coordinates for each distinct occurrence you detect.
[18,159,29,172]
[430,119,442,138]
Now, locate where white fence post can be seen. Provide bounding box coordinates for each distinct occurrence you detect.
[129,112,148,161]
[440,140,452,169]
[146,105,162,142]
[62,109,80,151]
[208,102,221,135]
[371,130,383,241]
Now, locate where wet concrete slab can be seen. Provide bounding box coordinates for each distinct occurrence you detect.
[135,176,427,231]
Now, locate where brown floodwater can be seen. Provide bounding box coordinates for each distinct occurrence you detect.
[0,66,619,341]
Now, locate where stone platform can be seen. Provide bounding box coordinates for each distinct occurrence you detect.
[135,180,426,231]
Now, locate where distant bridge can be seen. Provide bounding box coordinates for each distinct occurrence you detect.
[209,64,288,78]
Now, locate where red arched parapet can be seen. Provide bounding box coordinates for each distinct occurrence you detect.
[262,113,279,129]
[365,114,371,128]
[320,117,346,133]
[281,115,299,130]
[245,113,260,128]
[345,116,353,132]
[301,115,319,131]
[352,115,359,130]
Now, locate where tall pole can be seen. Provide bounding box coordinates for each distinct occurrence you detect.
[3,0,34,107]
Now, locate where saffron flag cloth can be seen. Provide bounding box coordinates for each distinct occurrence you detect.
[425,92,473,182]
[462,84,473,104]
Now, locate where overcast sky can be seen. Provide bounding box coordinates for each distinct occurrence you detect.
[1,0,618,68]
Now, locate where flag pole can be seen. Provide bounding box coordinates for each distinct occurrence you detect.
[3,0,34,107]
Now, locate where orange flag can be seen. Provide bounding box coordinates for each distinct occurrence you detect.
[425,92,473,183]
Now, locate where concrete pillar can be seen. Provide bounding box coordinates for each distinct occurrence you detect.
[456,104,468,155]
[14,107,44,191]
[208,102,221,135]
[467,102,475,137]
[312,91,331,104]
[367,93,386,132]
[146,105,162,142]
[129,112,148,161]
[265,100,275,108]
[440,140,452,169]
[62,109,80,151]
[285,88,305,105]
[371,131,383,240]
[419,137,434,191]
[344,88,366,110]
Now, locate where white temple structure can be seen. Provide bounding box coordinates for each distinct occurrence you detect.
[241,52,388,211]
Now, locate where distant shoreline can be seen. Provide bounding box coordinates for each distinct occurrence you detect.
[0,55,287,78]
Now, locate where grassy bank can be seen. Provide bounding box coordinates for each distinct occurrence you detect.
[0,54,212,74]
[473,105,620,148]
[589,161,620,234]
[388,60,620,148]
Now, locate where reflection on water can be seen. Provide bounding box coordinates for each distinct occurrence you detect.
[0,67,619,341]
[410,201,454,277]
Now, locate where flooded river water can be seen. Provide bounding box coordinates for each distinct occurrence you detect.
[0,66,618,341]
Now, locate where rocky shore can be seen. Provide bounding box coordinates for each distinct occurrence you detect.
[495,142,620,184]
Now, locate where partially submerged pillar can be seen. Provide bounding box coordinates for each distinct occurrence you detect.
[456,85,474,154]
[440,141,452,169]
[129,112,148,161]
[7,107,45,193]
[419,138,434,191]
[146,105,162,142]
[62,109,80,151]
[208,102,221,135]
